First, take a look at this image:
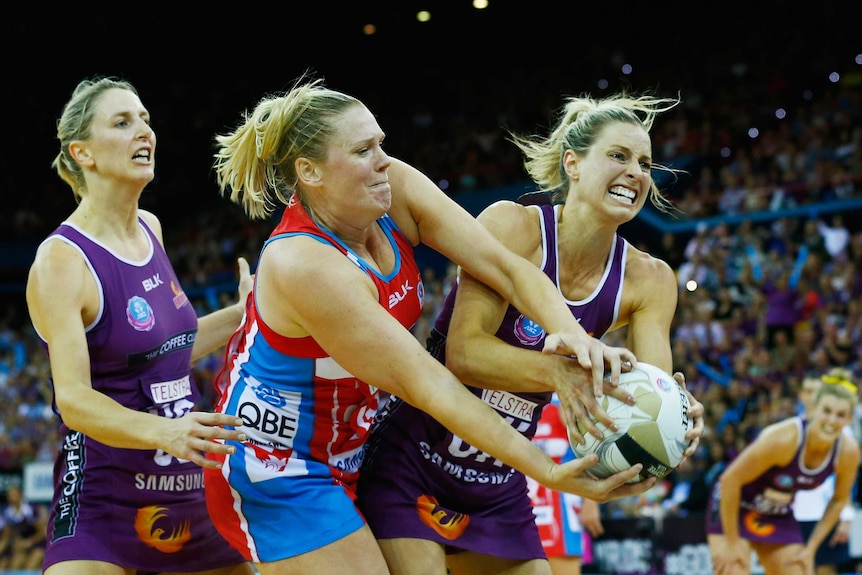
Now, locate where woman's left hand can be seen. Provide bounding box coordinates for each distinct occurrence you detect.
[674,371,704,459]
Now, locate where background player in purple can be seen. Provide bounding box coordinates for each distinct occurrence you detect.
[706,373,860,575]
[26,77,255,575]
[356,92,704,574]
[793,370,856,575]
[201,76,654,575]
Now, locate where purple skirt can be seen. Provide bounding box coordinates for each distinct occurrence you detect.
[705,482,803,545]
[356,401,545,560]
[42,430,247,572]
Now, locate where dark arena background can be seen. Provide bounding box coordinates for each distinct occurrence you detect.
[1,2,860,573]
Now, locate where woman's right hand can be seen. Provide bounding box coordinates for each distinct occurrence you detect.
[159,412,247,469]
[543,331,636,392]
[710,538,749,575]
[543,455,656,502]
[544,342,637,445]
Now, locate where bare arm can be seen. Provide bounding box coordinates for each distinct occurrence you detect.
[261,236,654,500]
[386,158,636,402]
[26,238,245,469]
[620,250,676,374]
[801,438,861,556]
[193,256,253,360]
[580,497,604,538]
[447,269,597,392]
[829,502,855,546]
[623,248,704,457]
[0,524,10,557]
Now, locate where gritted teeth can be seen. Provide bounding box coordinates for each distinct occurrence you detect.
[133,150,150,160]
[609,185,635,204]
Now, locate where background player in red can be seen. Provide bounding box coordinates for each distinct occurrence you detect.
[529,393,604,575]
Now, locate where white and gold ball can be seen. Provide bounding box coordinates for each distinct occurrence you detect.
[570,362,693,481]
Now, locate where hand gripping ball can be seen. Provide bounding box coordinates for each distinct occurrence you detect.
[570,362,693,481]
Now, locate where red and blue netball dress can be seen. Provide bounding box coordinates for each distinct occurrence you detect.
[528,394,593,562]
[356,203,628,560]
[705,416,841,544]
[37,218,247,572]
[204,196,423,562]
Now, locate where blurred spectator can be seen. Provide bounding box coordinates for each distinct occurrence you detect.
[661,457,710,517]
[760,269,804,347]
[817,213,851,263]
[659,231,686,271]
[802,218,830,263]
[1,484,46,571]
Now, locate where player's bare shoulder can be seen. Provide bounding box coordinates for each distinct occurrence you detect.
[477,199,542,256]
[839,428,861,461]
[138,209,164,242]
[760,417,802,450]
[624,242,676,291]
[29,236,87,288]
[27,235,96,332]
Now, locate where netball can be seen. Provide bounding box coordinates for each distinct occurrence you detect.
[570,362,693,481]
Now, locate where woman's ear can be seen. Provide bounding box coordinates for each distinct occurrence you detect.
[296,158,321,185]
[562,149,579,180]
[69,141,94,166]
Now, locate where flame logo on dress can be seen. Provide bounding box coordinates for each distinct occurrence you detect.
[134,505,191,553]
[416,494,469,540]
[170,280,189,309]
[742,510,776,537]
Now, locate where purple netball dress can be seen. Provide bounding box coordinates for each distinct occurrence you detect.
[36,219,247,572]
[356,203,629,559]
[705,416,841,544]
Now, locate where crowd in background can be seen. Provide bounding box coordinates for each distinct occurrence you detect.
[0,51,860,569]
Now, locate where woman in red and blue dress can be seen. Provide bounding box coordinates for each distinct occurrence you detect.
[202,77,650,575]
